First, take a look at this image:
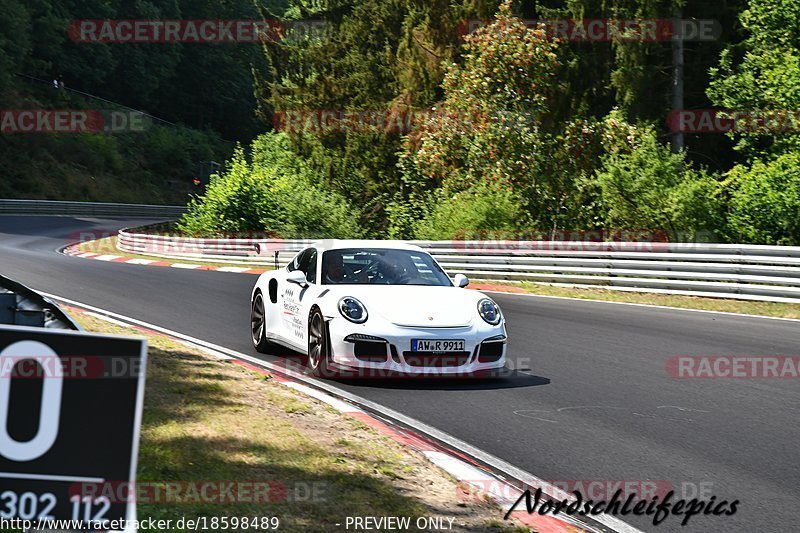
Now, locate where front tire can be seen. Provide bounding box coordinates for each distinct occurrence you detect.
[251,292,271,353]
[307,308,331,377]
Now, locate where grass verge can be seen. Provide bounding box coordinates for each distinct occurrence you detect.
[472,281,800,320]
[71,312,527,532]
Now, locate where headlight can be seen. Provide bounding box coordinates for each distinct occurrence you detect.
[477,298,501,325]
[339,297,368,323]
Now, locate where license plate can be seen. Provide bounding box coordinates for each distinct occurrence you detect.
[411,339,465,352]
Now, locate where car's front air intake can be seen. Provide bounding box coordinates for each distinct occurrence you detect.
[402,351,470,367]
[354,340,388,362]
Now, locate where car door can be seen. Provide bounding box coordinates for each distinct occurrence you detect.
[281,248,319,350]
[278,249,308,346]
[296,248,319,350]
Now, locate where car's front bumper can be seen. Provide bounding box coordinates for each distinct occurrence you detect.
[326,316,507,377]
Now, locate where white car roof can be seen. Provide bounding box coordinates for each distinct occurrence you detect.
[309,239,427,253]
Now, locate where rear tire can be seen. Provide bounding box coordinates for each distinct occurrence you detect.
[307,308,331,377]
[251,292,271,353]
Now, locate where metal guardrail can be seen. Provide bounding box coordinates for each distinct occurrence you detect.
[116,229,800,304]
[0,199,187,218]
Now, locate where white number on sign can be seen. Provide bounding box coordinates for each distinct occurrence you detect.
[0,491,57,520]
[0,341,64,462]
[70,495,110,522]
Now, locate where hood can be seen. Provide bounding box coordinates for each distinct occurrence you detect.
[329,285,480,328]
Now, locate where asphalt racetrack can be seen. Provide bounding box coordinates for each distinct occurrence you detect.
[2,216,798,533]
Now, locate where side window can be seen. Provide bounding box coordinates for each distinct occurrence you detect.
[302,249,318,284]
[287,249,307,272]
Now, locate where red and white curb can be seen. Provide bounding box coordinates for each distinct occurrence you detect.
[62,244,268,275]
[49,295,635,533]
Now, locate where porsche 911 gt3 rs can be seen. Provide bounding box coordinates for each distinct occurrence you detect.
[250,240,507,377]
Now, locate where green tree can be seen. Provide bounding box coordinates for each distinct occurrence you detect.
[0,0,31,98]
[260,0,499,233]
[539,0,744,171]
[708,0,800,245]
[708,0,800,159]
[403,2,560,233]
[153,0,281,139]
[725,152,800,245]
[593,124,723,241]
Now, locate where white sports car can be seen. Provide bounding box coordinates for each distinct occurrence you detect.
[249,240,507,377]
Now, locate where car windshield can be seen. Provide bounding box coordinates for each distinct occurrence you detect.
[321,249,453,286]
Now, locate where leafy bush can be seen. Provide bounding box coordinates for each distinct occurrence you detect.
[275,180,359,239]
[725,152,800,245]
[384,194,425,240]
[412,182,529,240]
[177,145,278,234]
[592,127,723,241]
[178,133,362,238]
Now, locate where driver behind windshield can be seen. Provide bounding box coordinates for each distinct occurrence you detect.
[322,249,450,286]
[379,255,410,284]
[324,252,351,284]
[323,252,367,284]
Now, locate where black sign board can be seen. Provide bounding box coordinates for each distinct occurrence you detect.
[0,325,147,532]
